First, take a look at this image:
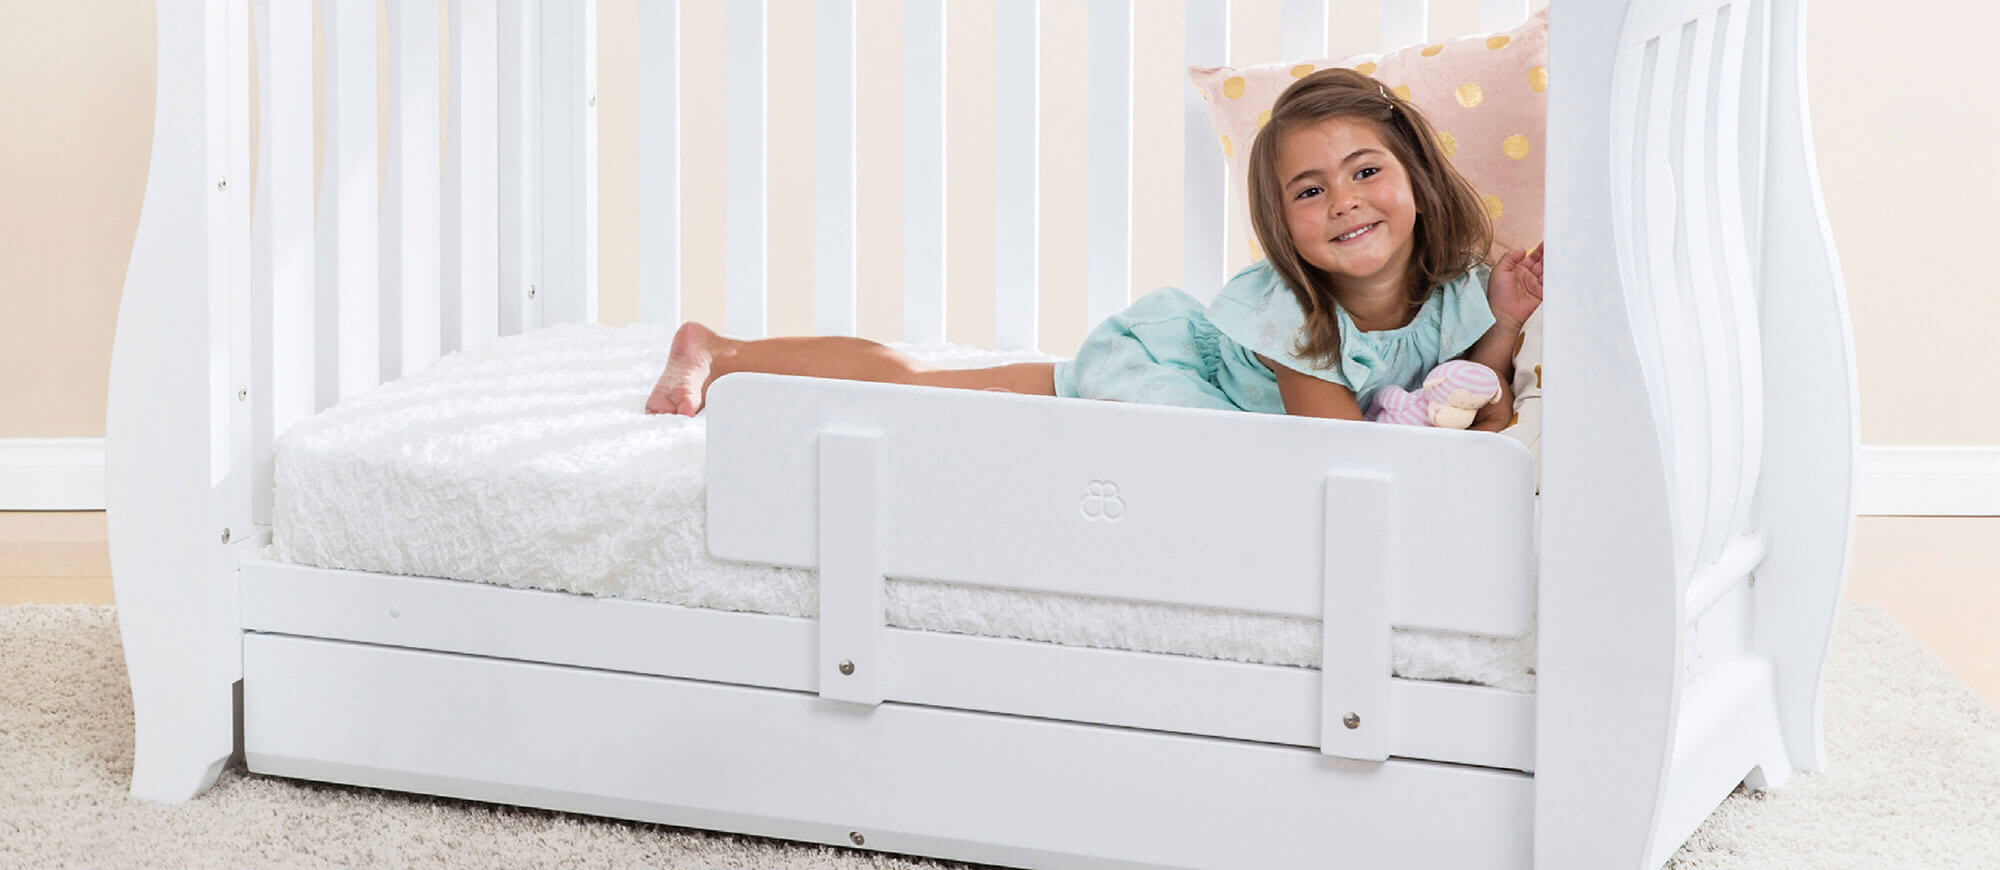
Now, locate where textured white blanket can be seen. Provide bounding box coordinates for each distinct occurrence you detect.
[271,324,1535,691]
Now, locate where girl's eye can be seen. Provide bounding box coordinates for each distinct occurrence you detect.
[1355,166,1379,180]
[1294,185,1323,201]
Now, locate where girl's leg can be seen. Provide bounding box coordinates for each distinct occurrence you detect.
[645,322,1056,416]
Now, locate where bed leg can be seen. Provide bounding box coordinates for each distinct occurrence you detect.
[112,557,244,802]
[105,0,255,804]
[1749,0,1856,780]
[126,675,238,802]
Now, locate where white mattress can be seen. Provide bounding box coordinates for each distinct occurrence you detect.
[271,324,1535,692]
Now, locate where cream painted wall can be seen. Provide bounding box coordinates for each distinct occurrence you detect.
[1,2,153,436]
[2,0,1993,444]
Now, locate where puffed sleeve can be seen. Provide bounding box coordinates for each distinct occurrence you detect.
[1435,263,1499,362]
[1204,261,1377,391]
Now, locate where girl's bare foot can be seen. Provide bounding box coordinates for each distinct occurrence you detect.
[645,322,723,416]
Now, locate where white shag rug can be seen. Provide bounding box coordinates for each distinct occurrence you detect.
[3,602,1996,869]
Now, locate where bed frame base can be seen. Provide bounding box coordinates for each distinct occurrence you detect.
[237,558,1539,773]
[244,632,1533,870]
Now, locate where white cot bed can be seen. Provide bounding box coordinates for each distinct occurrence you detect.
[108,0,1859,868]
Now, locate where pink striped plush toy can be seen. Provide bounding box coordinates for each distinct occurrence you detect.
[1366,359,1504,429]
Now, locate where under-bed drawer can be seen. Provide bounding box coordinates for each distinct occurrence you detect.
[240,559,1537,772]
[243,633,1533,870]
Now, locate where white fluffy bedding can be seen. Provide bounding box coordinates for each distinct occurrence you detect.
[270,324,1536,692]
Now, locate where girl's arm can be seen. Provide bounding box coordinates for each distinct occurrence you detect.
[1463,322,1522,432]
[1257,353,1365,420]
[1468,240,1542,430]
[1470,378,1517,432]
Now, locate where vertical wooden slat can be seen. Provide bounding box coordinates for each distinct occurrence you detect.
[902,0,946,345]
[1479,0,1530,32]
[444,0,500,354]
[1741,0,1773,290]
[1679,10,1739,571]
[1608,40,1648,414]
[1084,0,1131,333]
[213,0,246,498]
[1716,0,1767,538]
[579,1,599,324]
[1279,0,1327,60]
[993,0,1039,351]
[1611,40,1680,570]
[256,0,314,502]
[252,0,276,520]
[382,0,443,379]
[1181,0,1226,304]
[496,0,542,337]
[224,0,253,527]
[539,0,598,326]
[1640,26,1705,581]
[724,0,767,338]
[1380,0,1427,50]
[317,0,380,405]
[814,0,857,337]
[638,0,681,326]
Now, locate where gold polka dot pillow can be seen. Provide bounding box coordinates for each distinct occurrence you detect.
[1188,9,1548,261]
[1501,307,1543,490]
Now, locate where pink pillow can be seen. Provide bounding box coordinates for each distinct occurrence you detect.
[1189,9,1548,262]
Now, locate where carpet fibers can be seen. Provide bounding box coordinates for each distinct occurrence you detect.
[3,602,1995,868]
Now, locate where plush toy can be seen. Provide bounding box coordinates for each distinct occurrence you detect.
[1366,360,1504,429]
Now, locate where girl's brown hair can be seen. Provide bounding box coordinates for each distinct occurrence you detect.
[1245,68,1492,368]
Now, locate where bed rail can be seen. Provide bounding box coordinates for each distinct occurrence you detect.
[706,372,1538,762]
[708,374,1536,633]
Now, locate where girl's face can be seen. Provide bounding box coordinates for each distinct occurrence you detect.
[1276,117,1419,289]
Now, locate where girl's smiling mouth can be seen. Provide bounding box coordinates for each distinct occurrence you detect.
[1333,222,1380,243]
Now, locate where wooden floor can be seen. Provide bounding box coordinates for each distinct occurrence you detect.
[1,511,112,605]
[4,511,1995,706]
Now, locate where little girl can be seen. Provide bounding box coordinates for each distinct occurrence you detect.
[646,68,1542,428]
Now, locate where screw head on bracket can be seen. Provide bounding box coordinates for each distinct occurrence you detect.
[838,659,855,676]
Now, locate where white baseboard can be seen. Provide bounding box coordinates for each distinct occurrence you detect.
[2,439,1993,515]
[1856,446,2000,517]
[0,438,107,510]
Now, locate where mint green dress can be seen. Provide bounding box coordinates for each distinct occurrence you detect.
[1052,260,1496,413]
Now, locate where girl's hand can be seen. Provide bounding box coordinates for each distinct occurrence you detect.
[1487,242,1544,332]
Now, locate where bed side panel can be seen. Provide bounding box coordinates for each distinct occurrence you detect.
[705,373,1535,637]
